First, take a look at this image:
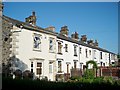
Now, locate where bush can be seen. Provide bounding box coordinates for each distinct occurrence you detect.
[69,76,81,81]
[22,70,33,79]
[83,69,95,79]
[2,77,120,89]
[14,69,22,79]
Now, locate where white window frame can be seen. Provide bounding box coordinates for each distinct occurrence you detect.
[33,33,41,51]
[49,37,54,53]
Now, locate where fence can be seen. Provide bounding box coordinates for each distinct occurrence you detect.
[100,67,120,78]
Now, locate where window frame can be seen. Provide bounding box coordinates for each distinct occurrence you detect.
[65,44,68,52]
[74,45,77,56]
[85,49,88,58]
[36,62,42,75]
[58,61,62,73]
[49,37,55,53]
[58,42,62,54]
[33,33,42,51]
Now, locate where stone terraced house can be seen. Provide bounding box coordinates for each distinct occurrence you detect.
[1,10,118,81]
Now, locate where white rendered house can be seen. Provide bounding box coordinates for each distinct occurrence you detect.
[3,12,57,81]
[2,12,118,81]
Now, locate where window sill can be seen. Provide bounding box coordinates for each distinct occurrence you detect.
[58,53,63,55]
[33,49,41,52]
[57,71,63,73]
[49,51,55,53]
[74,55,77,57]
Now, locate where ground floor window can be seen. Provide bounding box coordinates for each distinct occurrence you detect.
[36,62,42,75]
[31,62,33,73]
[49,63,53,73]
[58,61,62,73]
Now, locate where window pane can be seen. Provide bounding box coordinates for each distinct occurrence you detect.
[37,62,42,67]
[65,44,68,52]
[49,64,52,73]
[49,38,54,52]
[74,61,77,69]
[33,34,41,50]
[58,42,62,54]
[31,62,33,67]
[58,61,62,72]
[86,49,88,58]
[74,46,77,56]
[31,69,33,73]
[36,68,42,75]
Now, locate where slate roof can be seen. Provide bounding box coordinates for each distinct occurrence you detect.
[2,15,57,36]
[57,33,116,55]
[2,15,116,55]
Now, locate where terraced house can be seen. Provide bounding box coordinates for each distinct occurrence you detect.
[2,11,118,81]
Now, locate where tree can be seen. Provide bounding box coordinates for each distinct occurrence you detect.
[84,60,98,78]
[117,54,120,59]
[86,60,98,69]
[2,55,28,78]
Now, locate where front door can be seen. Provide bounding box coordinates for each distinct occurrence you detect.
[49,62,53,81]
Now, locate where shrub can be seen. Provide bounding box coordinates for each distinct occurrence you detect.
[83,69,95,79]
[69,76,81,81]
[22,70,33,79]
[14,69,22,79]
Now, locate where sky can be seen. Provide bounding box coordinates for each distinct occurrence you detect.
[3,2,118,54]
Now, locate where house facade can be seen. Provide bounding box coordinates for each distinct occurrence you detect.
[55,26,118,80]
[2,12,118,81]
[2,12,57,81]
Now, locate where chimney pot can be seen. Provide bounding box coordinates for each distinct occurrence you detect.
[25,11,36,25]
[45,26,55,32]
[60,25,69,36]
[81,35,87,42]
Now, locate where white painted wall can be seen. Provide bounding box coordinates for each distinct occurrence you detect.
[10,26,117,81]
[56,38,80,74]
[11,26,56,81]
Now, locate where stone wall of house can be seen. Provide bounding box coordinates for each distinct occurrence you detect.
[0,2,3,74]
[2,17,13,65]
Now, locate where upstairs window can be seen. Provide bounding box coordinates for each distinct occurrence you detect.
[100,52,102,59]
[58,42,62,54]
[33,33,41,51]
[85,49,88,58]
[49,37,55,52]
[94,50,96,59]
[74,45,77,56]
[79,47,82,54]
[65,44,68,52]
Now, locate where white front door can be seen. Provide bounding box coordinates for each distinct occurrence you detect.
[49,63,53,81]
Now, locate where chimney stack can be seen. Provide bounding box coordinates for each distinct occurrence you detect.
[94,40,99,47]
[80,35,87,42]
[45,26,55,32]
[32,11,35,16]
[71,32,79,40]
[25,11,36,26]
[60,26,69,36]
[87,40,94,46]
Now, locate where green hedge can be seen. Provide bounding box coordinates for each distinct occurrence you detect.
[2,77,120,90]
